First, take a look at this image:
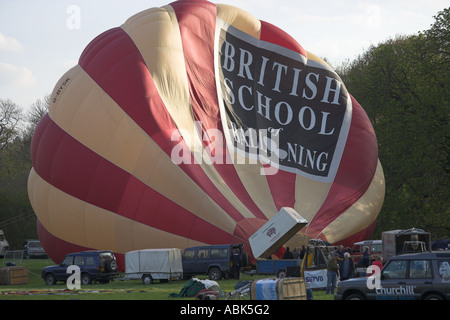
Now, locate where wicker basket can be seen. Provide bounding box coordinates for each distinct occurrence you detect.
[0,266,29,285]
[250,277,307,300]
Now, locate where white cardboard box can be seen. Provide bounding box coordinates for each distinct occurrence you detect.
[249,207,308,259]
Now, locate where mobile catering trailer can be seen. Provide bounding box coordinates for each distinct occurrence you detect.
[125,248,183,284]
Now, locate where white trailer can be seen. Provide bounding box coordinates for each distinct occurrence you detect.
[125,248,183,284]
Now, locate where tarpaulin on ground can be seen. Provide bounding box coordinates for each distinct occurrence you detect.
[169,278,224,298]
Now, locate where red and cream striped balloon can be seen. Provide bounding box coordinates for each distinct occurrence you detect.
[28,0,384,268]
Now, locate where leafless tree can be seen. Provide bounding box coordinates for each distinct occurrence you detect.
[0,99,23,150]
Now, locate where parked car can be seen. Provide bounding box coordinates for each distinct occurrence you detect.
[335,251,450,300]
[23,240,47,259]
[42,250,118,285]
[182,244,246,280]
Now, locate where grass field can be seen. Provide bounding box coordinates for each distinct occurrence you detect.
[0,258,334,300]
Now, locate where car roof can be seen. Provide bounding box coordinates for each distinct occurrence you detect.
[391,251,450,260]
[185,244,232,250]
[66,250,113,256]
[353,240,382,245]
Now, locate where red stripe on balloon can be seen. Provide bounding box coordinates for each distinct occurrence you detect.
[257,20,304,211]
[37,219,127,271]
[31,115,242,245]
[337,219,377,246]
[170,1,267,222]
[305,96,378,236]
[78,27,251,226]
[260,20,307,57]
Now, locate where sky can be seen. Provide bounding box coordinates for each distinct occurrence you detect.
[0,0,448,112]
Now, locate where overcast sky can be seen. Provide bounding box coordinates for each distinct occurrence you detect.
[1,0,448,111]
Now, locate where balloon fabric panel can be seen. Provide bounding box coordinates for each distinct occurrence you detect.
[28,0,385,267]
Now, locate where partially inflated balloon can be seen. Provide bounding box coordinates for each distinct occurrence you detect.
[29,0,384,268]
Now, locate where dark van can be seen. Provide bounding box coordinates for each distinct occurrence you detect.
[182,244,246,280]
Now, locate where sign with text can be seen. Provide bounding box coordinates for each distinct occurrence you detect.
[215,20,352,182]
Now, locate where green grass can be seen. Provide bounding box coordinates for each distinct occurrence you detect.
[0,259,333,300]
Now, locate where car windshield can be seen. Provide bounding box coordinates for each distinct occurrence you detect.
[183,249,195,260]
[61,256,74,266]
[371,244,382,252]
[409,260,432,279]
[28,242,41,247]
[382,260,408,279]
[211,248,228,258]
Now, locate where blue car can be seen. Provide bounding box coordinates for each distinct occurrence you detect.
[42,250,118,285]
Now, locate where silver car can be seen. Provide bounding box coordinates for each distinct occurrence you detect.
[23,240,47,259]
[335,251,450,300]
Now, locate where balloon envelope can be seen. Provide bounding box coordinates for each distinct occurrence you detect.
[29,0,384,268]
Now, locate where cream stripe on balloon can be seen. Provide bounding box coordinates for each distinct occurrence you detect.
[48,66,239,237]
[121,5,262,224]
[28,169,206,253]
[215,4,281,218]
[316,160,385,243]
[294,51,346,223]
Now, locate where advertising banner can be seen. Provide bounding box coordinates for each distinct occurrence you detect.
[304,269,328,288]
[215,19,352,182]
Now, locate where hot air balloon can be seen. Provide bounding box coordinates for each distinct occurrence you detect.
[28,0,384,269]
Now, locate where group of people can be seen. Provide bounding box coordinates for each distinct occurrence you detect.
[282,246,306,260]
[326,244,383,295]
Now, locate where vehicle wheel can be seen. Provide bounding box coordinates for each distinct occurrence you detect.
[425,294,443,300]
[106,260,118,272]
[44,273,57,285]
[346,293,365,300]
[142,274,153,285]
[81,273,92,285]
[208,267,222,281]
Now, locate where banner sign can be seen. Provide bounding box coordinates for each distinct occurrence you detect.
[215,20,352,182]
[304,269,328,288]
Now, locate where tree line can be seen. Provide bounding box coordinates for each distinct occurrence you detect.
[0,8,448,249]
[336,8,449,239]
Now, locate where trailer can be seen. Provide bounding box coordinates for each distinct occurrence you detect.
[382,228,431,261]
[125,248,183,284]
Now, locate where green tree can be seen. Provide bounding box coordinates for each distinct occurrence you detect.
[0,96,49,249]
[337,8,449,239]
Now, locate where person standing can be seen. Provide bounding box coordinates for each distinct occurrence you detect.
[326,253,340,294]
[231,248,242,279]
[339,252,355,281]
[283,247,294,259]
[371,256,383,275]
